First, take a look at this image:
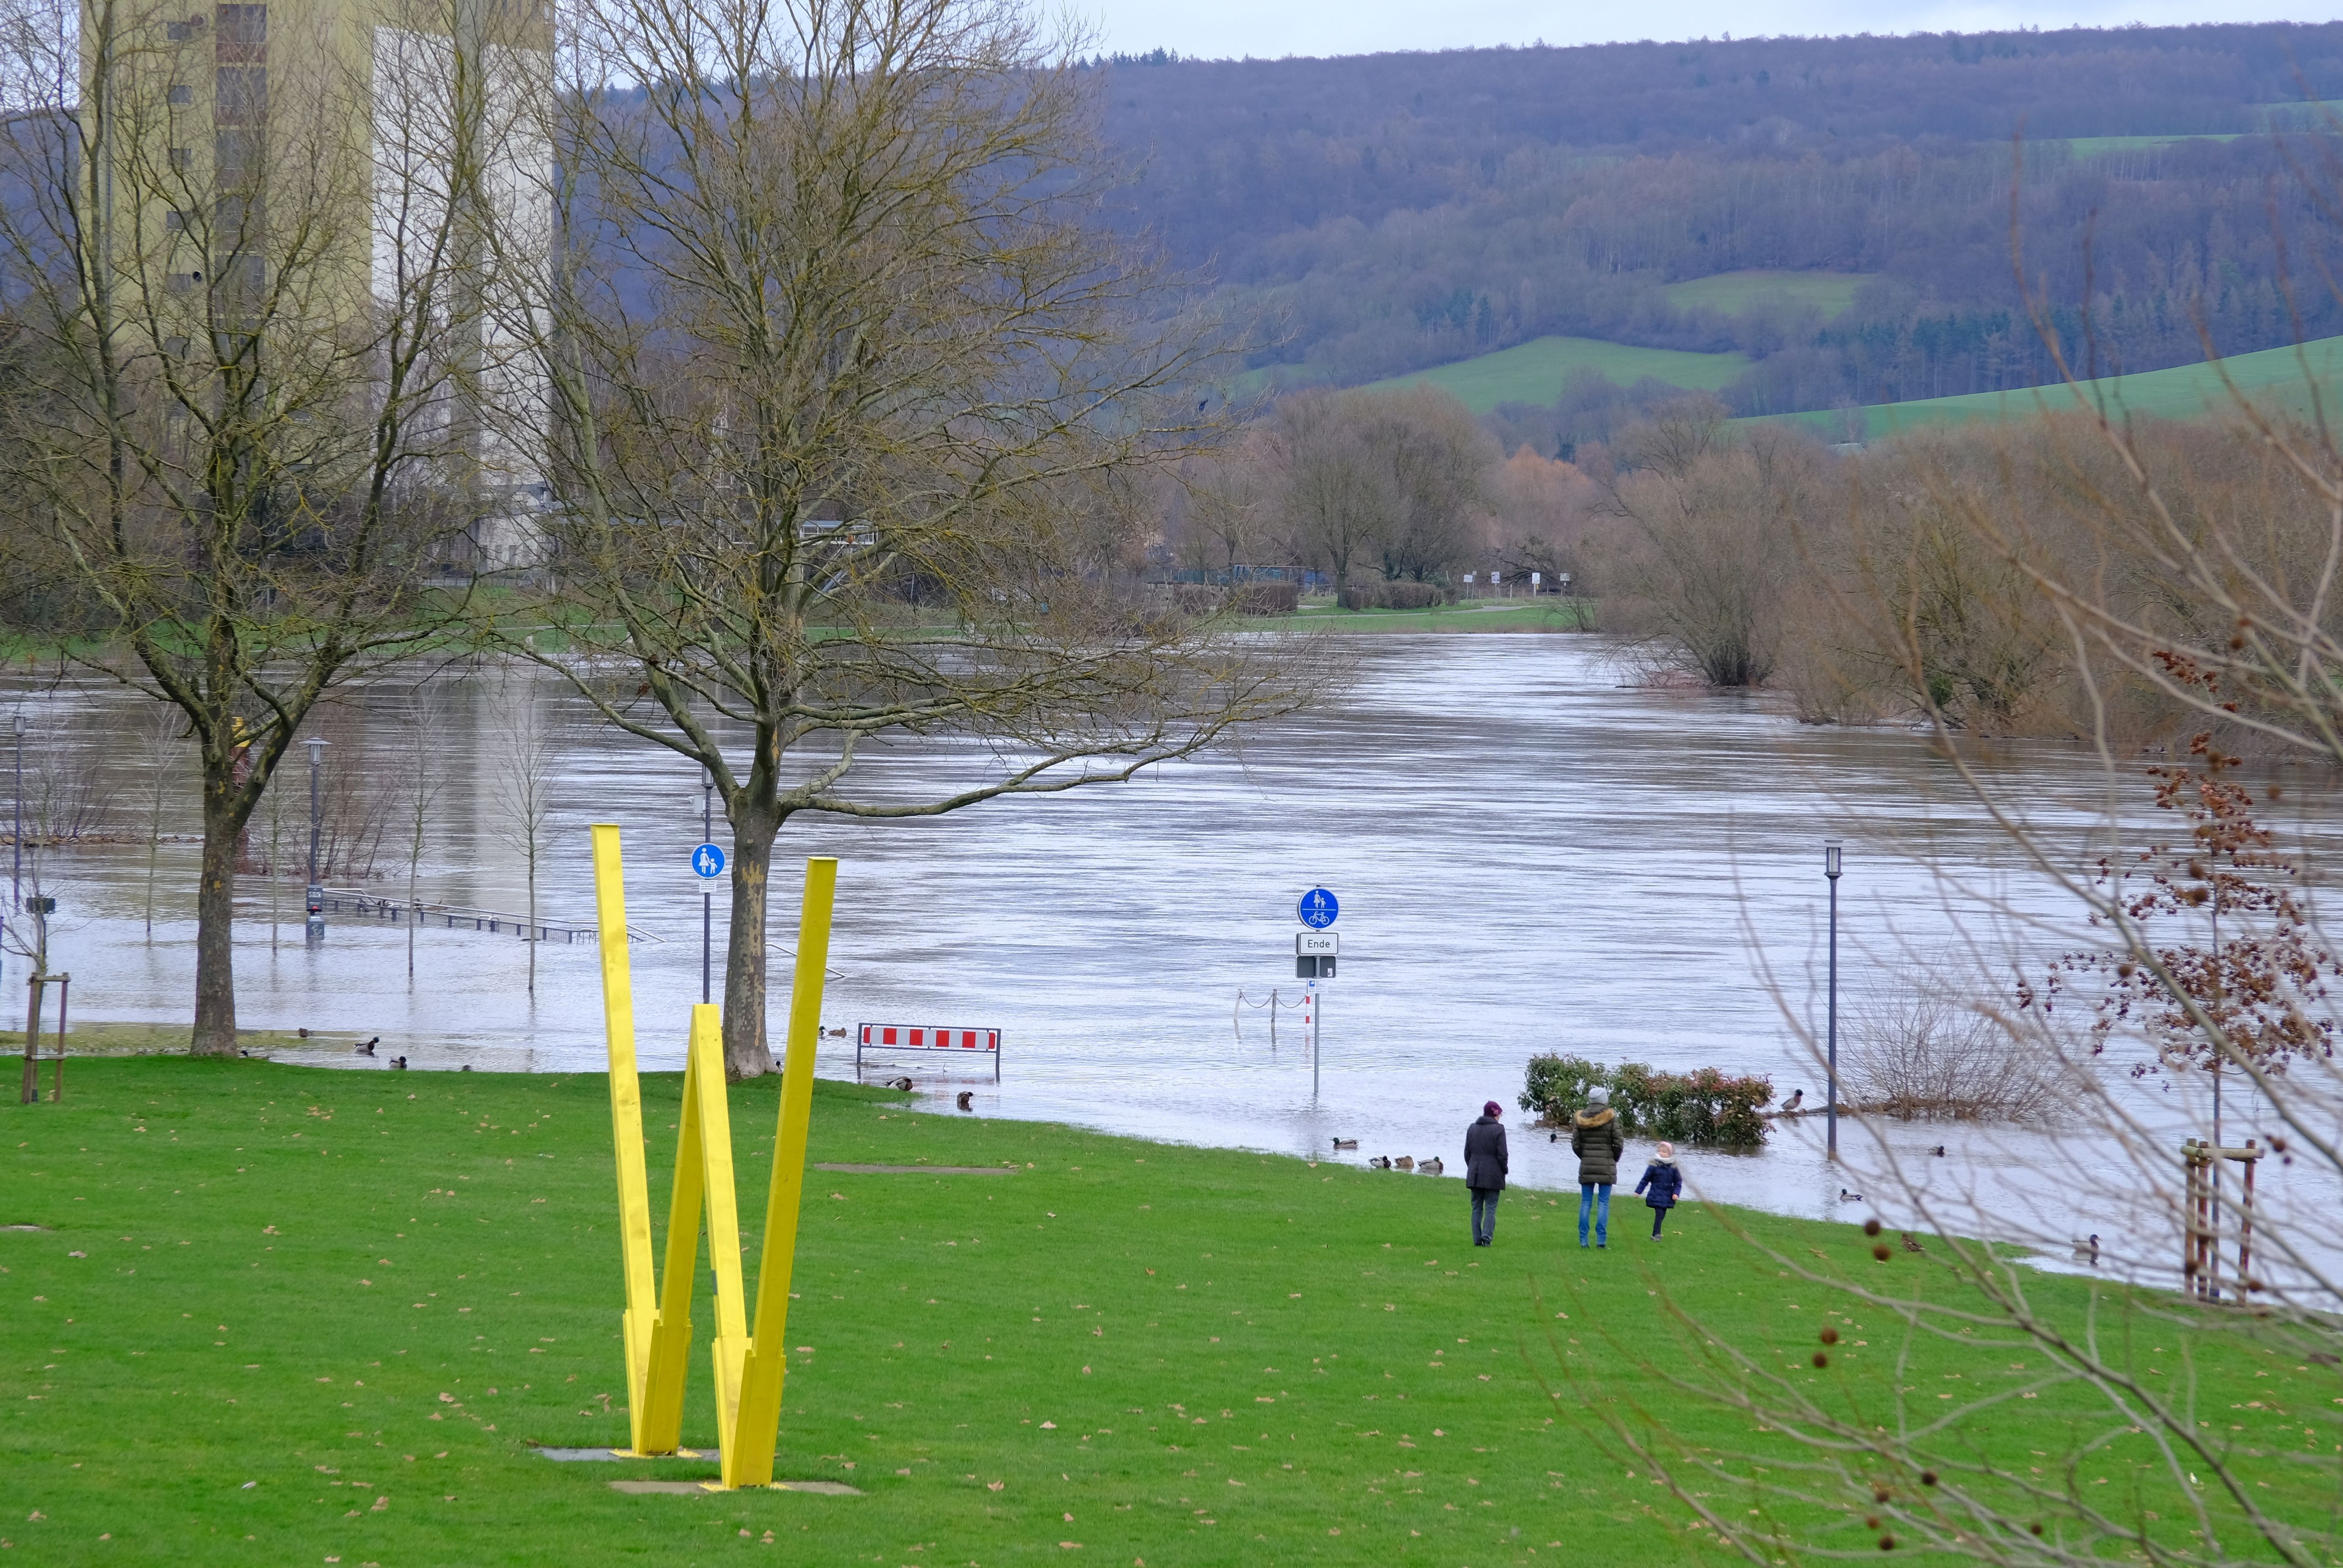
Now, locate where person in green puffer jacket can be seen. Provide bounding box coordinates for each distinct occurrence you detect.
[1571,1086,1624,1248]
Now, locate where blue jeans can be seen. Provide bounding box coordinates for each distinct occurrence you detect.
[1470,1188,1500,1245]
[1578,1183,1611,1246]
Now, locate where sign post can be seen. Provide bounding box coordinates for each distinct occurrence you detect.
[692,837,726,1005]
[1295,889,1338,1099]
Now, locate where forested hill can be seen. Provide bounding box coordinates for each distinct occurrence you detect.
[1083,23,2343,428]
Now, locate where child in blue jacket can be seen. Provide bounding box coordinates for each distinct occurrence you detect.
[1635,1142,1683,1239]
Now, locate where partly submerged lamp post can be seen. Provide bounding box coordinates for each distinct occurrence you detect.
[304,737,328,945]
[702,773,716,1006]
[6,712,21,994]
[11,711,23,914]
[1825,838,1843,1161]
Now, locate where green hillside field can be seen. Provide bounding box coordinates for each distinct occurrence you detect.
[2058,133,2243,156]
[1746,335,2343,443]
[1659,269,1871,316]
[1366,335,1750,414]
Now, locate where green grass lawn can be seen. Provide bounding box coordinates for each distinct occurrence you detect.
[2,1059,2320,1565]
[1274,602,1589,634]
[1659,271,1871,318]
[2056,133,2246,156]
[1,1023,324,1058]
[1363,337,1751,414]
[1746,334,2343,443]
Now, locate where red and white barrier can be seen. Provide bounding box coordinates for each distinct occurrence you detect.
[856,1022,1002,1081]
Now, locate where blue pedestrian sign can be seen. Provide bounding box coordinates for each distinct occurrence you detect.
[1297,887,1339,929]
[692,843,727,881]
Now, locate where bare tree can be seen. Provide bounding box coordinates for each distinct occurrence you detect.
[1596,402,1821,686]
[487,668,556,995]
[1262,390,1391,591]
[1353,385,1496,583]
[0,0,531,1053]
[504,0,1322,1078]
[1169,451,1267,581]
[1843,991,2062,1122]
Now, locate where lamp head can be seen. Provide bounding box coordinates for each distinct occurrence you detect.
[304,736,328,760]
[1825,839,1843,880]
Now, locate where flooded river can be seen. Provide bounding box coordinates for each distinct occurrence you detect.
[8,636,2339,1283]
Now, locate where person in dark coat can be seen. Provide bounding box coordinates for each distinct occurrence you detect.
[1635,1140,1684,1239]
[1462,1100,1508,1246]
[1571,1086,1624,1248]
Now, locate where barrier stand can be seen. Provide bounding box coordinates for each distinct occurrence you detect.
[589,824,839,1486]
[2182,1137,2264,1301]
[854,1023,1002,1083]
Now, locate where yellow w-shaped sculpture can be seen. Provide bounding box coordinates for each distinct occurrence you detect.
[589,824,836,1490]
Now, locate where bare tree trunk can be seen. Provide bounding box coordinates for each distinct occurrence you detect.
[525,856,536,994]
[193,784,241,1057]
[721,803,777,1080]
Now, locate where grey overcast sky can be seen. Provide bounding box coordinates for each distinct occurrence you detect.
[1077,0,2313,62]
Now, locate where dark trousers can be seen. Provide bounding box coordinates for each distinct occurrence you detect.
[1651,1203,1670,1237]
[1470,1187,1500,1245]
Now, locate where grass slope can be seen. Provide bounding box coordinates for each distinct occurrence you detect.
[1748,335,2343,442]
[2,1059,2318,1565]
[1659,271,1870,317]
[1274,603,1589,634]
[1364,337,1750,415]
[2058,133,2245,156]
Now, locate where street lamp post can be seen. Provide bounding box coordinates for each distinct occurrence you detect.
[2208,872,2224,1300]
[702,774,715,1006]
[11,712,23,914]
[304,737,328,944]
[1825,839,1843,1161]
[6,712,22,988]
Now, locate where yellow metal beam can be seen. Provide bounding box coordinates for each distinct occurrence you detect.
[589,824,661,1455]
[723,856,839,1489]
[690,1004,752,1459]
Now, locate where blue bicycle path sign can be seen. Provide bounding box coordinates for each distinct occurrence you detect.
[1297,887,1339,929]
[692,843,727,880]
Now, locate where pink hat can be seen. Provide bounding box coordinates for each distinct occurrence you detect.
[1656,1141,1675,1159]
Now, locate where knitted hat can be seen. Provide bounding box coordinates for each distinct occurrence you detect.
[1483,1100,1503,1117]
[1588,1086,1610,1106]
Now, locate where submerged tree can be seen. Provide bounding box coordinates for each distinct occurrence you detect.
[487,670,558,996]
[506,0,1325,1078]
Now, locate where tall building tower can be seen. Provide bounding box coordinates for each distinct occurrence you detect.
[81,0,553,570]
